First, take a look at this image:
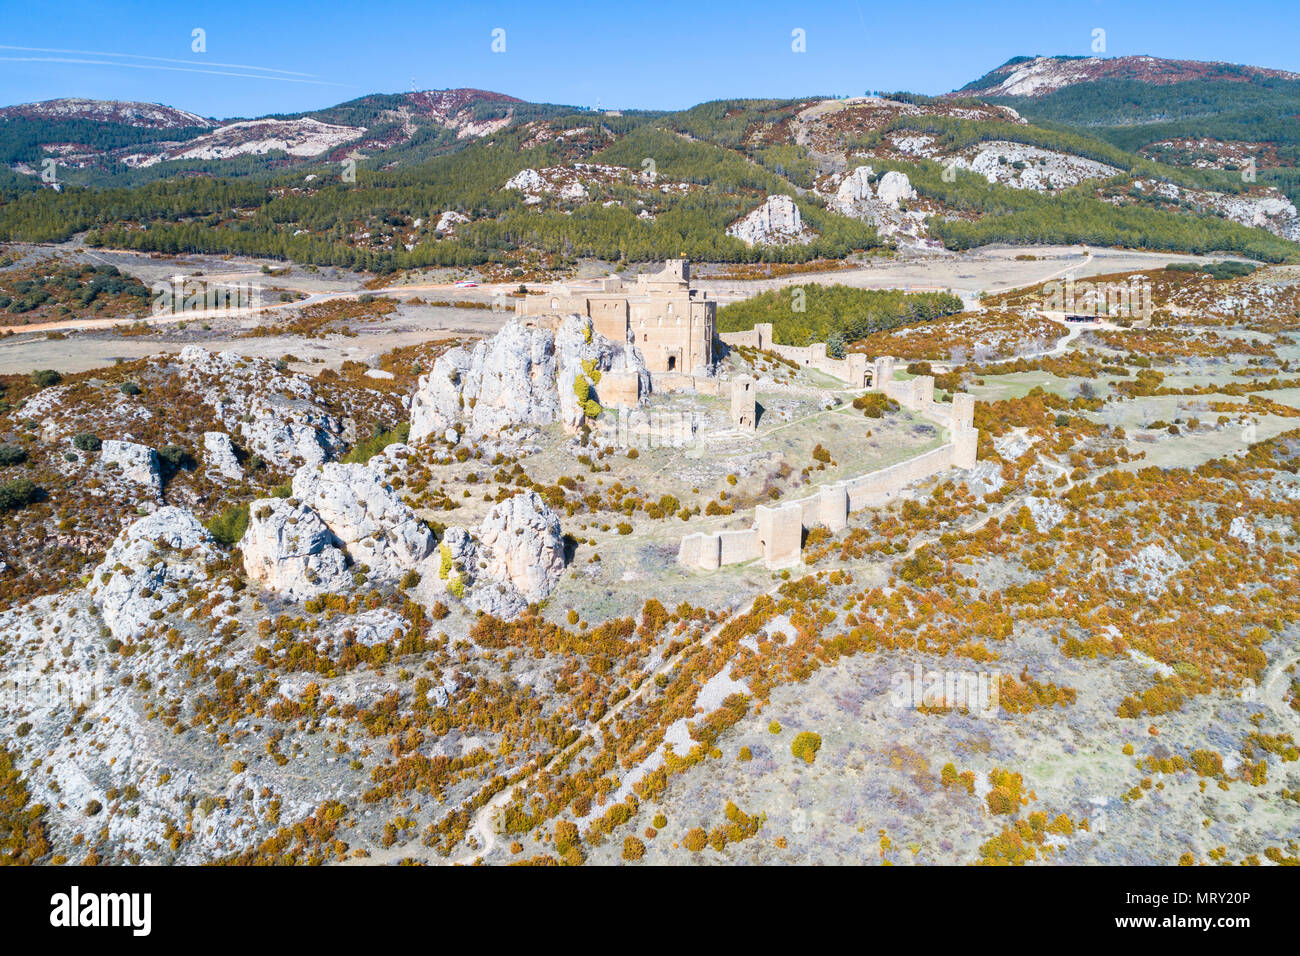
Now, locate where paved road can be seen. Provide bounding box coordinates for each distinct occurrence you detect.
[0,280,522,337]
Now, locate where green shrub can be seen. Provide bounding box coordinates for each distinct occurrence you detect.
[29,369,61,388]
[0,444,27,466]
[851,393,898,418]
[119,381,142,396]
[205,503,250,546]
[0,478,38,511]
[72,433,101,452]
[158,444,194,472]
[343,422,411,464]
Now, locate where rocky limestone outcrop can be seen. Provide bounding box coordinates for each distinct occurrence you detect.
[558,181,588,201]
[99,439,162,494]
[875,170,917,208]
[476,490,566,603]
[504,167,546,193]
[1027,496,1067,532]
[1208,192,1300,240]
[89,507,219,640]
[203,431,243,481]
[437,490,566,617]
[177,347,350,470]
[434,210,469,234]
[291,462,434,581]
[1228,515,1256,546]
[240,497,352,599]
[823,167,933,246]
[835,165,875,209]
[1120,543,1186,597]
[409,314,648,442]
[1130,181,1300,241]
[726,195,815,246]
[241,394,338,468]
[966,142,1120,191]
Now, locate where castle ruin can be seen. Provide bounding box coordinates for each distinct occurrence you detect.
[730,375,756,428]
[680,322,982,571]
[517,259,715,376]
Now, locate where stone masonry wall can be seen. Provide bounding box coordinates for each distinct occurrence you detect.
[679,322,982,571]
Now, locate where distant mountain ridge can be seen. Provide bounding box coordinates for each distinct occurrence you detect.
[0,97,216,129]
[0,88,562,184]
[2,67,1298,267]
[958,54,1300,98]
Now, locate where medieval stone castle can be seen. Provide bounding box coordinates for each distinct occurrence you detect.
[517,258,715,375]
[520,258,982,571]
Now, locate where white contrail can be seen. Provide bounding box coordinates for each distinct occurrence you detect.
[0,56,349,86]
[0,44,318,77]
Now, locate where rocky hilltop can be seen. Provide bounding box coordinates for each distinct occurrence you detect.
[959,54,1300,97]
[726,195,817,246]
[410,314,649,442]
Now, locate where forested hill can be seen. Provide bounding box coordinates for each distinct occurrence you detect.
[956,55,1300,157]
[2,67,1299,271]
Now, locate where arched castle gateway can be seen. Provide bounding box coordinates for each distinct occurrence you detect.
[517,259,715,375]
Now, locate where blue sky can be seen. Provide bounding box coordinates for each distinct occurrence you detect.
[2,0,1298,118]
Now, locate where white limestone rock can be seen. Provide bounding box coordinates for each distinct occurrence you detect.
[291,462,434,581]
[409,315,647,442]
[1228,515,1256,546]
[476,490,566,603]
[339,608,407,646]
[504,168,545,193]
[203,431,243,481]
[1119,543,1186,597]
[89,507,218,640]
[874,170,917,208]
[968,142,1120,191]
[409,345,475,442]
[242,400,335,468]
[558,181,589,201]
[434,210,469,234]
[99,439,162,494]
[834,165,874,210]
[434,491,566,618]
[1027,497,1066,533]
[176,347,347,470]
[726,195,816,246]
[240,497,351,599]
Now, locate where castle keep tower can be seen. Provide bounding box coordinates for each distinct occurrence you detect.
[730,376,756,428]
[517,259,716,375]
